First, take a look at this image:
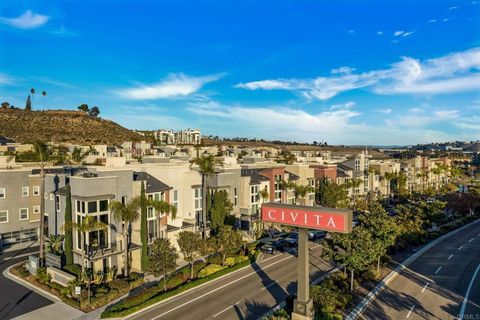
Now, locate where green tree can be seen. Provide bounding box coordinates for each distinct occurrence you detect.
[293,184,314,205]
[276,151,296,164]
[46,235,64,255]
[209,226,243,266]
[89,106,100,117]
[147,238,178,292]
[358,202,399,272]
[190,155,217,238]
[71,147,91,164]
[77,104,89,112]
[1,101,9,109]
[322,227,376,290]
[394,205,425,250]
[42,90,47,109]
[64,215,107,281]
[177,231,206,279]
[25,95,32,111]
[140,182,148,271]
[316,177,349,208]
[64,184,74,265]
[109,197,143,277]
[209,190,234,233]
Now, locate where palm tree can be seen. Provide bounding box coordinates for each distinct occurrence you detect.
[33,141,56,267]
[42,90,47,109]
[345,178,362,206]
[190,155,217,238]
[30,88,35,109]
[281,180,295,204]
[71,147,91,164]
[109,197,141,277]
[293,184,314,205]
[64,215,107,285]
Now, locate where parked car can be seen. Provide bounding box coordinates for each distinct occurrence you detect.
[285,232,298,246]
[272,238,287,252]
[260,241,277,254]
[308,230,326,241]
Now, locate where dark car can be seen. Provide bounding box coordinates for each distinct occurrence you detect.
[261,238,287,254]
[308,230,326,241]
[272,238,287,252]
[285,232,298,246]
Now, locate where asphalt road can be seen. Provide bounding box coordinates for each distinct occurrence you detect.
[360,221,480,320]
[127,242,333,320]
[0,244,52,320]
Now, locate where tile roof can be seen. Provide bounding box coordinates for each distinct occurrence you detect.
[133,171,171,193]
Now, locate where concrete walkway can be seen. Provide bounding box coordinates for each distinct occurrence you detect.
[13,302,84,320]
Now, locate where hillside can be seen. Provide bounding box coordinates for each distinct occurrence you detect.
[0,109,143,145]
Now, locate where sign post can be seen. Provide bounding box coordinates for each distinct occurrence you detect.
[261,203,352,320]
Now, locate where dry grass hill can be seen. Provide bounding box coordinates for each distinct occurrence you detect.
[0,108,143,145]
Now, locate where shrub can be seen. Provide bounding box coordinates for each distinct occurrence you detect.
[64,264,82,277]
[108,278,129,293]
[198,264,226,278]
[129,272,142,282]
[224,257,236,267]
[234,255,249,265]
[36,267,51,284]
[166,272,185,289]
[206,254,222,265]
[362,269,380,282]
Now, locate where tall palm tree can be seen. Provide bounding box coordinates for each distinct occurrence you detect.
[42,90,47,109]
[30,88,35,109]
[71,147,91,164]
[33,141,55,267]
[293,184,314,205]
[109,197,141,277]
[65,215,106,305]
[280,180,295,204]
[190,155,217,238]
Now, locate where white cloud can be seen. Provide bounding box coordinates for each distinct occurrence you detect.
[377,108,392,114]
[236,47,480,100]
[388,109,459,128]
[0,10,49,29]
[330,101,355,110]
[443,18,450,22]
[449,6,458,10]
[331,66,356,75]
[0,73,14,85]
[377,31,383,35]
[115,73,222,100]
[402,31,415,37]
[428,19,437,23]
[347,30,355,35]
[394,30,405,36]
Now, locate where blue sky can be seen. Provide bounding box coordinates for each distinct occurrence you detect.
[0,0,479,145]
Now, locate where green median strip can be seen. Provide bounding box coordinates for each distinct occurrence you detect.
[101,251,260,318]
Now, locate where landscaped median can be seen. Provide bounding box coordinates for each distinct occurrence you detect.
[101,245,261,318]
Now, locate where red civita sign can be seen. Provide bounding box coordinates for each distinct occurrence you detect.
[261,203,353,233]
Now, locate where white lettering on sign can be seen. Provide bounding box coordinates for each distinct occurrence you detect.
[268,210,276,220]
[314,214,322,225]
[327,217,336,228]
[290,212,299,222]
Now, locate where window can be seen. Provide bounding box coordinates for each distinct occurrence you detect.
[234,188,238,206]
[50,193,54,201]
[33,206,40,214]
[19,208,29,220]
[0,188,5,199]
[194,187,202,223]
[76,200,81,213]
[99,200,108,212]
[33,186,40,196]
[274,175,282,203]
[0,210,8,223]
[88,201,97,213]
[22,186,29,197]
[355,160,361,172]
[250,185,259,204]
[121,196,127,205]
[173,190,179,211]
[56,195,60,212]
[147,207,155,219]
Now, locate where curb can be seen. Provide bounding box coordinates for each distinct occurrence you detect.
[345,218,480,320]
[257,266,340,320]
[4,260,62,303]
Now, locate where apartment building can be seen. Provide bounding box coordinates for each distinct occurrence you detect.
[0,168,42,249]
[154,129,201,145]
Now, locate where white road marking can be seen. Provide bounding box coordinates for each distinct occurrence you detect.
[448,254,454,260]
[468,238,474,243]
[458,245,464,250]
[459,264,480,319]
[435,266,442,274]
[212,301,240,318]
[150,255,295,319]
[2,251,37,261]
[406,305,415,318]
[421,282,429,293]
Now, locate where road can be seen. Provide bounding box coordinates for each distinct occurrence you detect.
[128,242,333,320]
[0,244,53,320]
[360,221,480,320]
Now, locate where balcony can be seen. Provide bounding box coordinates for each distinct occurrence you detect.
[83,240,123,259]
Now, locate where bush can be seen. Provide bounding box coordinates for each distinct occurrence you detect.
[129,272,142,282]
[224,257,235,267]
[166,272,185,289]
[64,264,82,277]
[108,278,129,293]
[198,264,226,278]
[206,254,222,265]
[362,269,380,282]
[36,267,51,284]
[234,255,249,265]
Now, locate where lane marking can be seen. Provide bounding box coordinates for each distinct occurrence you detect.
[448,254,454,260]
[458,245,464,250]
[406,305,415,318]
[2,251,38,261]
[435,266,442,274]
[468,238,474,243]
[459,264,480,319]
[212,301,240,318]
[150,254,295,319]
[421,282,429,293]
